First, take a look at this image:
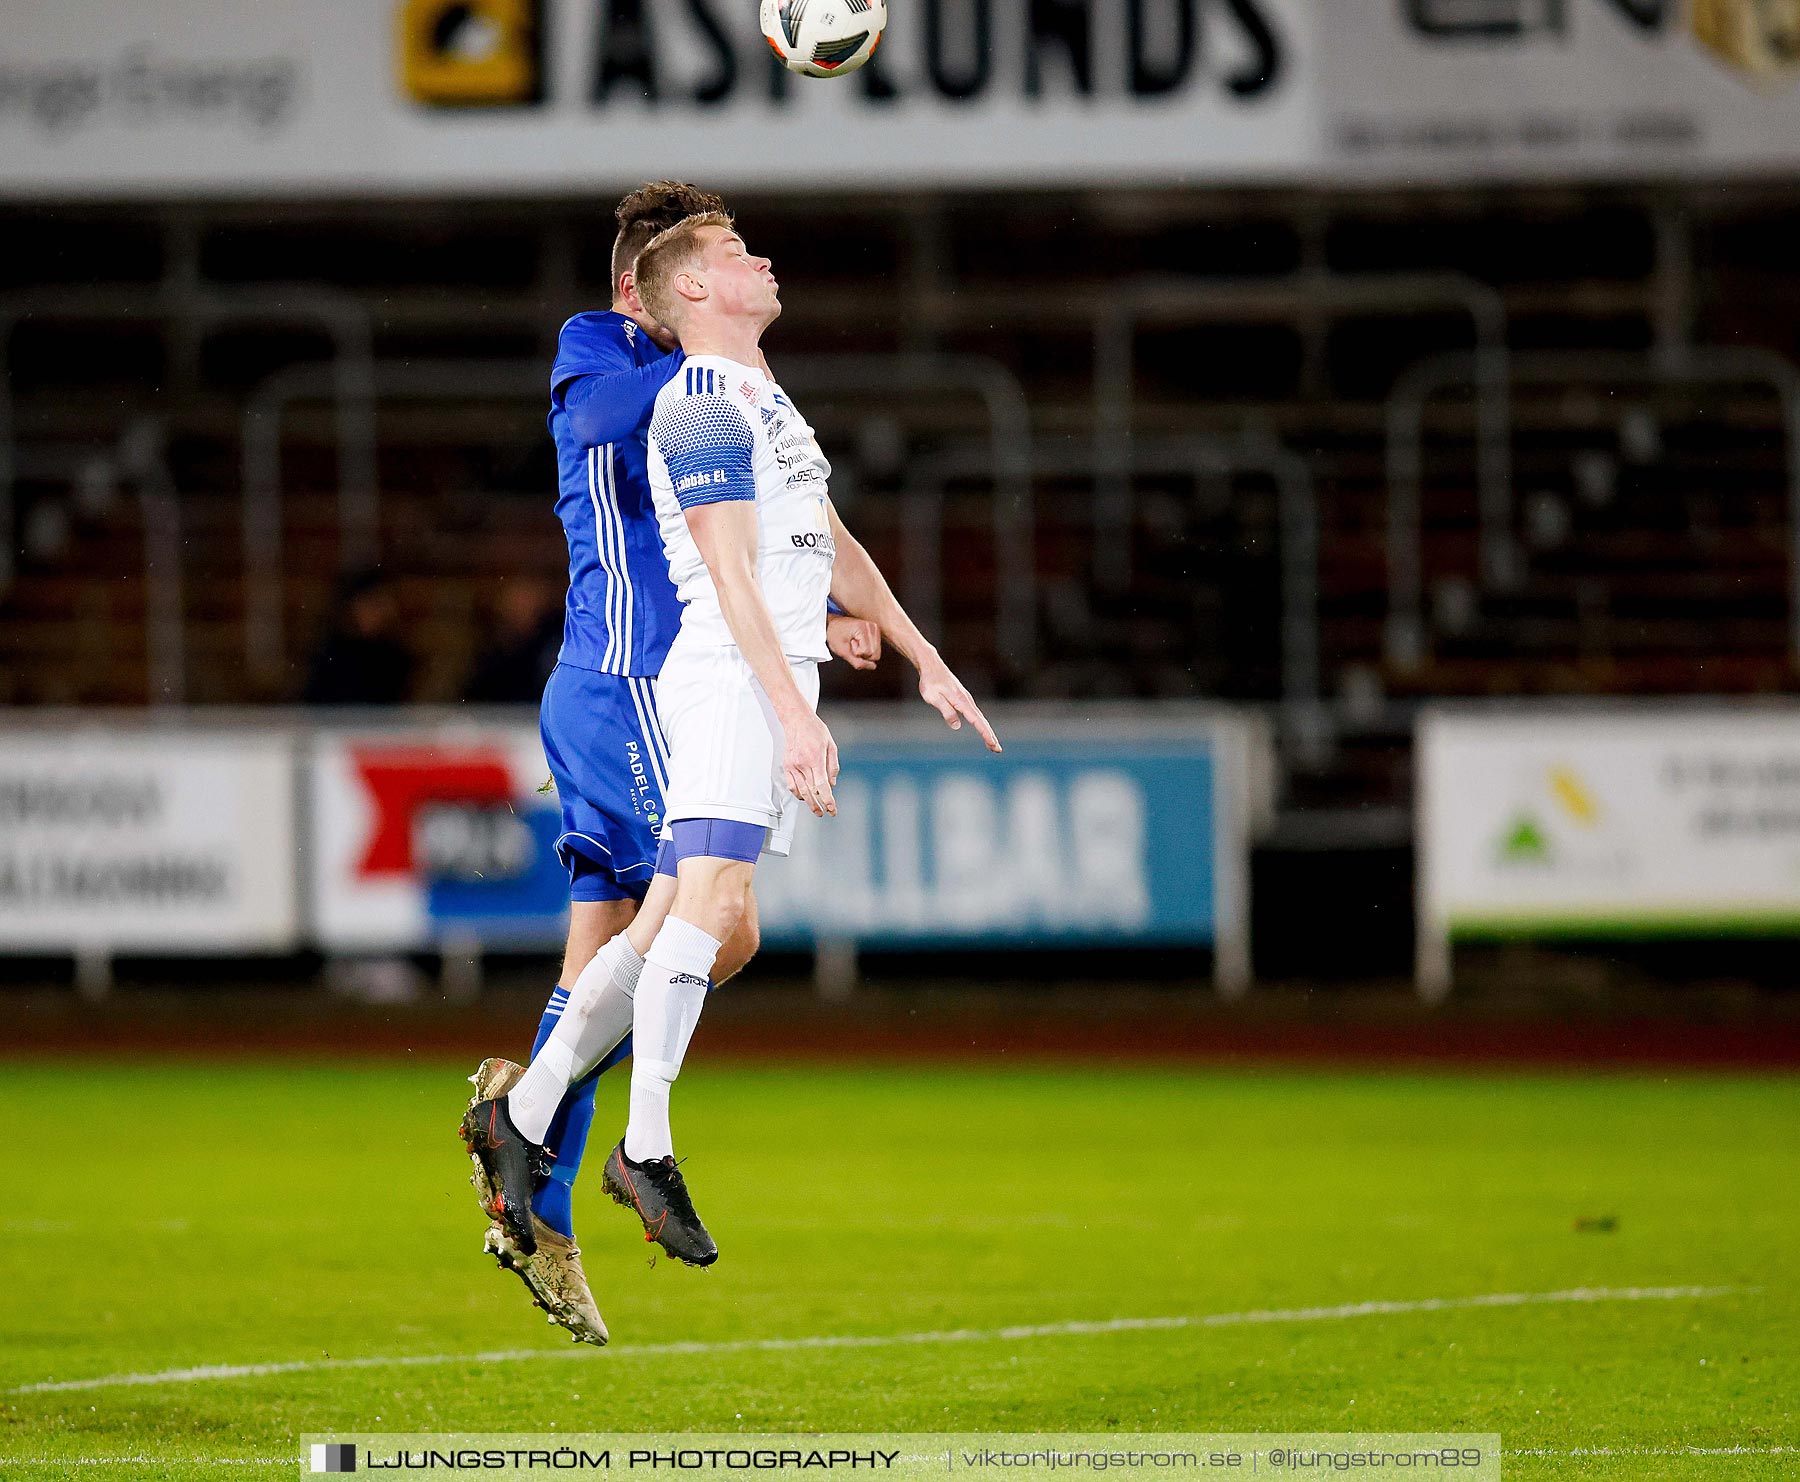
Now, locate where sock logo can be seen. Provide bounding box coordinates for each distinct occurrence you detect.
[669,973,709,990]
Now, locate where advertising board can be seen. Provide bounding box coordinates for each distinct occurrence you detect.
[10,0,1796,195]
[308,724,573,952]
[0,727,298,952]
[1418,706,1800,995]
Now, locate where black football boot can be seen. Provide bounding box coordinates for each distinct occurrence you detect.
[600,1140,719,1267]
[458,1095,549,1256]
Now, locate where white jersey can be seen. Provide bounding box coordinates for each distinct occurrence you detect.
[646,355,835,661]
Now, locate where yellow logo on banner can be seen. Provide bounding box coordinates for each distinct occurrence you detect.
[1548,766,1601,827]
[1691,0,1800,85]
[1494,764,1605,866]
[398,0,545,107]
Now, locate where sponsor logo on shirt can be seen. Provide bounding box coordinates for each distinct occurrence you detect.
[676,469,731,494]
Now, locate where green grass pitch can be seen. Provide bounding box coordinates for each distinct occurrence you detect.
[1,1058,1795,1479]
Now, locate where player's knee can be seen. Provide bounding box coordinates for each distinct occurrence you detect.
[704,876,753,943]
[675,868,752,944]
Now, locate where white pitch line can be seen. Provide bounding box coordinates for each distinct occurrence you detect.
[8,1285,1736,1397]
[4,1461,288,1468]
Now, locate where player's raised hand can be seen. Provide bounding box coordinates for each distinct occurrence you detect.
[781,709,840,817]
[826,614,883,671]
[918,658,1002,752]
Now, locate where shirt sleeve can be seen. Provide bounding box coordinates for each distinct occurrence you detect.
[550,314,635,389]
[652,393,759,510]
[558,354,684,448]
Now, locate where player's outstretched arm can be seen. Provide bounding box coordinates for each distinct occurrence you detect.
[686,499,841,817]
[825,501,1001,753]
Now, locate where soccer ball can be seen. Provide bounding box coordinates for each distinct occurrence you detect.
[760,0,887,77]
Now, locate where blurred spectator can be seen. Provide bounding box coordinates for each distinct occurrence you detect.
[462,578,561,704]
[301,568,416,706]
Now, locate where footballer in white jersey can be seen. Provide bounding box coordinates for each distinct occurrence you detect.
[646,355,838,848]
[474,212,1001,1282]
[650,357,835,658]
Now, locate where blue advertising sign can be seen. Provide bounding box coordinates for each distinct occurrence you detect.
[753,735,1229,950]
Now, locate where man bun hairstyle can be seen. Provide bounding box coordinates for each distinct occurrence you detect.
[611,180,729,292]
[633,211,735,329]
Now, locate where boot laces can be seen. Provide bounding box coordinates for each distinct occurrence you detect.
[645,1156,700,1222]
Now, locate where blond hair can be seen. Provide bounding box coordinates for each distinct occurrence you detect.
[633,211,735,327]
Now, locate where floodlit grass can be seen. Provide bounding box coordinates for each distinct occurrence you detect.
[0,1059,1795,1479]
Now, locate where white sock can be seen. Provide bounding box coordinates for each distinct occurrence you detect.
[506,930,646,1145]
[624,916,720,1163]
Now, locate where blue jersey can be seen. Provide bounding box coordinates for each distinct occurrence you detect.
[549,311,686,677]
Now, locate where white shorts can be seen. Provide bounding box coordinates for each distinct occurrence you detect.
[653,639,821,860]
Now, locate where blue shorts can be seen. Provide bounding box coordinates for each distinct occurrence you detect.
[539,663,673,904]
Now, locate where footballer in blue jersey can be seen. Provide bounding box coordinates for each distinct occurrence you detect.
[462,182,881,1343]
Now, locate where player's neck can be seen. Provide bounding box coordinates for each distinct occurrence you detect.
[675,318,764,371]
[612,299,653,335]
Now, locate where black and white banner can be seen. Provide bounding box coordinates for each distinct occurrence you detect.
[0,0,1309,193]
[0,2,1797,195]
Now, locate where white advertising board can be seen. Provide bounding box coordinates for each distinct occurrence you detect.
[0,0,1313,195]
[4,0,1798,195]
[0,728,298,951]
[1318,0,1800,183]
[1417,706,1800,996]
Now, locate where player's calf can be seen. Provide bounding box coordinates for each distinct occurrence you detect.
[603,842,754,1262]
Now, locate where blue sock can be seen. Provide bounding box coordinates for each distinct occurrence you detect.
[526,986,634,1238]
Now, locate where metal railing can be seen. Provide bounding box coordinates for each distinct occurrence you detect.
[6,268,1564,749]
[0,285,374,602]
[238,352,1037,684]
[1384,346,1800,671]
[1074,273,1510,593]
[240,358,543,682]
[891,431,1324,755]
[775,355,1034,678]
